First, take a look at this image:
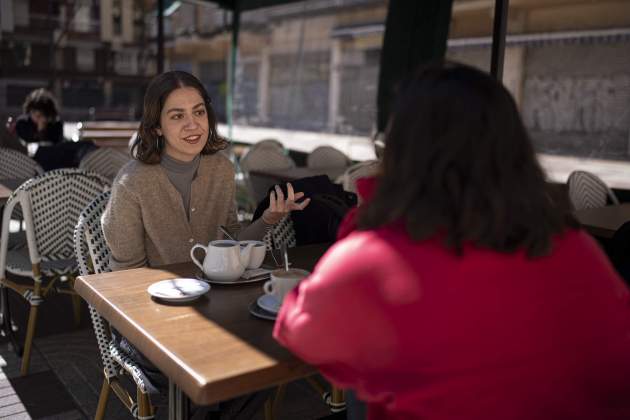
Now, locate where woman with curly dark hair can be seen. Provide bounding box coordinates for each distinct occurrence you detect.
[274,62,630,419]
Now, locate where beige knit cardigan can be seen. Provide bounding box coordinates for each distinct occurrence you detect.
[102,152,243,270]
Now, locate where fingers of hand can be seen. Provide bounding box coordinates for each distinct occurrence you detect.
[292,197,310,210]
[287,183,295,201]
[269,191,277,211]
[274,185,285,210]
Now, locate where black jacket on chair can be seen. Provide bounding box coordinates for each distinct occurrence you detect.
[253,175,358,246]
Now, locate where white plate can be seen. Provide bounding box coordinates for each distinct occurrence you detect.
[257,294,281,314]
[147,278,210,302]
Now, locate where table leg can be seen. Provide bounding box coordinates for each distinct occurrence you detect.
[168,379,190,420]
[0,285,21,356]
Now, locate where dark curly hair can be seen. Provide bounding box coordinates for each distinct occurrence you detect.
[23,88,59,120]
[358,62,576,257]
[132,71,227,164]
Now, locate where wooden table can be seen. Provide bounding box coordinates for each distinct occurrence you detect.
[573,203,630,239]
[75,243,330,419]
[249,166,347,183]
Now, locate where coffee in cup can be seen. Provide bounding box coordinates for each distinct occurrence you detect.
[263,268,309,303]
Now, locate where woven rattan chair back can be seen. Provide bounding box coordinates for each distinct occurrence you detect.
[79,147,130,181]
[11,169,111,261]
[568,170,619,210]
[74,191,156,419]
[263,215,297,250]
[74,191,117,377]
[307,146,350,169]
[0,147,43,179]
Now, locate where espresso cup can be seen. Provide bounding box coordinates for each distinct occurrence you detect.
[239,240,266,269]
[263,268,309,303]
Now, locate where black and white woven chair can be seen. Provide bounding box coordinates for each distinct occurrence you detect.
[262,215,297,251]
[567,170,619,210]
[0,168,110,375]
[79,147,130,181]
[74,191,156,420]
[0,147,43,179]
[307,146,350,169]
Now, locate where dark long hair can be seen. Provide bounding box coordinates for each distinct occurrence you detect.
[23,88,59,119]
[132,71,227,164]
[358,62,575,257]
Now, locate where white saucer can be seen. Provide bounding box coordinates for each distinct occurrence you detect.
[147,278,210,302]
[257,294,281,314]
[248,300,277,321]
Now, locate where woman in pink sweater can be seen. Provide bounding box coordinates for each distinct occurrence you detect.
[274,63,630,419]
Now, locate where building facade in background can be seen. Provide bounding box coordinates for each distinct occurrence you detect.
[1,0,629,159]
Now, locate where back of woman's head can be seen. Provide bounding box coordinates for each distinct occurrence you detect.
[23,88,59,119]
[133,70,226,163]
[359,62,573,257]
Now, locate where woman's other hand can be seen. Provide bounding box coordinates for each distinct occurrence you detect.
[262,183,310,225]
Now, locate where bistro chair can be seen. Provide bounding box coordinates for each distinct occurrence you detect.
[262,215,297,251]
[567,170,619,210]
[0,147,43,179]
[240,142,296,203]
[307,146,350,169]
[0,168,110,375]
[74,191,156,420]
[0,147,44,228]
[338,160,380,195]
[79,147,130,181]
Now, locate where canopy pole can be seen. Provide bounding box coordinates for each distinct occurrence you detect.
[490,0,509,81]
[227,3,241,144]
[157,0,165,74]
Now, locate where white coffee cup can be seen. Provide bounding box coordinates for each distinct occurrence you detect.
[263,268,309,303]
[239,240,266,269]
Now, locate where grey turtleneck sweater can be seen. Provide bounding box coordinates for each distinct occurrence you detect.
[160,153,269,237]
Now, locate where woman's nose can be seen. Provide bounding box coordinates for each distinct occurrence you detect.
[183,115,199,129]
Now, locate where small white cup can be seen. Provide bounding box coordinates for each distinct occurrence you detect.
[263,268,309,304]
[240,240,266,269]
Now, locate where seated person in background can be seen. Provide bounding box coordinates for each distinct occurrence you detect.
[102,71,309,417]
[15,88,95,170]
[274,62,630,419]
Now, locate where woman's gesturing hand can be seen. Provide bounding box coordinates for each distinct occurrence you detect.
[262,183,310,225]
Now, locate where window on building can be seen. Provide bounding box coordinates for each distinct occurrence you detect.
[114,51,137,75]
[112,0,122,36]
[76,47,95,72]
[13,0,29,27]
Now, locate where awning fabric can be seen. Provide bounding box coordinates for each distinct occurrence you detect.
[376,0,454,133]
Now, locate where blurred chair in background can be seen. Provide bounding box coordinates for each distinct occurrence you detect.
[567,170,618,210]
[79,147,131,181]
[307,146,350,169]
[338,160,380,196]
[0,147,43,180]
[239,140,296,203]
